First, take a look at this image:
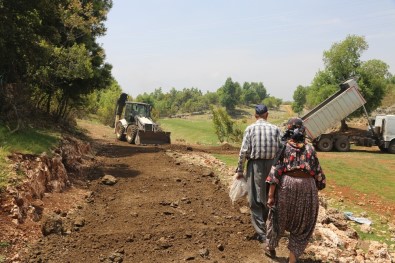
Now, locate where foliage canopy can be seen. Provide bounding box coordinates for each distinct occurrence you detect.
[0,0,113,126]
[294,35,391,119]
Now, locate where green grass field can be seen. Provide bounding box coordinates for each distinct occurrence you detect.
[318,150,395,202]
[212,149,395,203]
[159,118,219,145]
[159,105,294,145]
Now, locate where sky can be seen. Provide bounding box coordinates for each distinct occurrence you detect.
[98,0,395,101]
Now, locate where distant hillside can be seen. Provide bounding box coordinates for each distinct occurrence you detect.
[376,84,395,114]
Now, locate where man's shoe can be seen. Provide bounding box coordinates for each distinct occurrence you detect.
[247,233,264,243]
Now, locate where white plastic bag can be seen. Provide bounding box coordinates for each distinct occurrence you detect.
[229,173,248,204]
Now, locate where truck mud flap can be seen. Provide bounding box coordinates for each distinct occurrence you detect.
[136,131,171,145]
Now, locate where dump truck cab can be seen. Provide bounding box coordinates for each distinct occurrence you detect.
[373,115,395,153]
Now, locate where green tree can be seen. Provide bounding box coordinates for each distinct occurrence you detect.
[175,88,203,113]
[0,0,113,123]
[203,91,219,106]
[304,70,338,109]
[263,96,282,110]
[291,85,307,114]
[323,35,368,82]
[301,35,389,130]
[135,93,155,106]
[0,1,43,83]
[241,87,258,105]
[252,82,268,102]
[218,77,240,112]
[241,82,267,105]
[211,107,242,143]
[356,59,389,112]
[96,80,124,126]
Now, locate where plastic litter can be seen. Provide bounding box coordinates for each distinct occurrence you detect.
[344,211,372,225]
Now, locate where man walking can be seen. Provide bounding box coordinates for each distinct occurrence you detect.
[235,104,282,242]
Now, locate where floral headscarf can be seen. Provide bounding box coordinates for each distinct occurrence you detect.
[282,117,305,144]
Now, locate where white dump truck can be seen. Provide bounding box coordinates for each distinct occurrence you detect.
[301,79,395,153]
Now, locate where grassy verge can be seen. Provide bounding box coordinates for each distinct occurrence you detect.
[0,125,60,189]
[327,198,394,246]
[318,148,395,203]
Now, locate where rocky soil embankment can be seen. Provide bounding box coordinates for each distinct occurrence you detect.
[0,136,95,261]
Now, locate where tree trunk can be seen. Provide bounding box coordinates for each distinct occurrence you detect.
[60,97,69,118]
[46,92,53,114]
[35,93,46,109]
[340,119,348,132]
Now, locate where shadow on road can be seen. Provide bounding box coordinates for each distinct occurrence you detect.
[95,141,165,159]
[272,256,322,263]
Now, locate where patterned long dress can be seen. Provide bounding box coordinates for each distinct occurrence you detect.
[266,140,326,258]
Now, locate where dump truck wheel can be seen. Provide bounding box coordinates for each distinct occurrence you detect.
[126,125,138,144]
[115,122,125,141]
[388,140,395,154]
[334,136,350,152]
[317,137,333,152]
[378,144,388,152]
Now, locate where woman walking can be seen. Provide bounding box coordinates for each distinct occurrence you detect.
[265,117,326,263]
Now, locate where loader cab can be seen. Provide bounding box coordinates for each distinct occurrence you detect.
[125,102,151,123]
[133,103,151,118]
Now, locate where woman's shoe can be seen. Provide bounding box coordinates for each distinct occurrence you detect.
[264,246,276,258]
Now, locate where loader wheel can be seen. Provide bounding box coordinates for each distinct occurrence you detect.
[388,141,395,154]
[316,137,333,152]
[115,122,125,141]
[334,136,350,152]
[126,125,138,144]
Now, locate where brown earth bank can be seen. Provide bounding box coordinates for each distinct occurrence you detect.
[0,121,394,263]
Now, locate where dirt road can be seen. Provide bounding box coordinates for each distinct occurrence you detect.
[19,121,323,263]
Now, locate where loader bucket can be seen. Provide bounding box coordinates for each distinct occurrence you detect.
[136,130,171,145]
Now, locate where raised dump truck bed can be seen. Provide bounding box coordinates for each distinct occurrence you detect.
[301,79,395,153]
[302,79,366,140]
